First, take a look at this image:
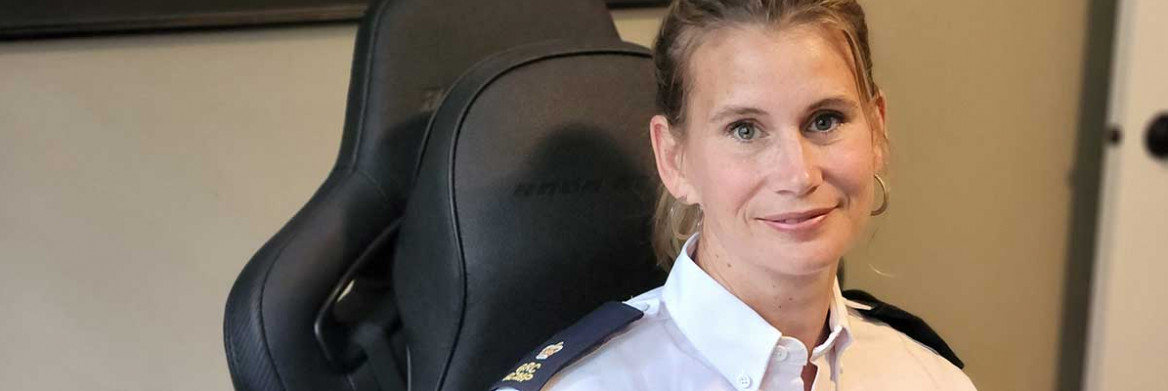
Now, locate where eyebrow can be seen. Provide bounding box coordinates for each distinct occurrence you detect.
[707,95,860,124]
[807,96,860,113]
[708,106,768,124]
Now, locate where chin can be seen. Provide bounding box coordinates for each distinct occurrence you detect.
[770,252,841,276]
[755,238,847,277]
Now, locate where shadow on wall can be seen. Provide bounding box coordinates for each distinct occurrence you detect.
[1055,0,1118,390]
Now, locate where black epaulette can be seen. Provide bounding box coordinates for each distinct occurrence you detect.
[491,301,643,391]
[843,289,964,369]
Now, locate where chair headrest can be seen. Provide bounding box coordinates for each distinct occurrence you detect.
[338,0,620,207]
[393,41,666,391]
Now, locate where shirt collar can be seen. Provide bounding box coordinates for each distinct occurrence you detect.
[821,276,854,382]
[661,234,853,389]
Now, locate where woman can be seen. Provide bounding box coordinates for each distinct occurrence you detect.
[496,0,975,390]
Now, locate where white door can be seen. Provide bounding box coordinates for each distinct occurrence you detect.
[1083,0,1168,389]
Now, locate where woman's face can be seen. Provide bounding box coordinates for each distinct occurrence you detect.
[652,23,886,277]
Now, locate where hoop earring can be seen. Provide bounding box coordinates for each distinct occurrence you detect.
[871,174,889,216]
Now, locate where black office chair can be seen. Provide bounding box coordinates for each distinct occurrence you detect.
[223,1,665,390]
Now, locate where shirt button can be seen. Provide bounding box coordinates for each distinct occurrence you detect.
[773,345,789,361]
[736,373,752,388]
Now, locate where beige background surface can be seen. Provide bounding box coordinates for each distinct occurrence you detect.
[0,26,355,391]
[842,1,1087,390]
[0,2,1093,390]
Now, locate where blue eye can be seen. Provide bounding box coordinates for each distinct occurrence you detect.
[729,121,760,141]
[807,112,844,133]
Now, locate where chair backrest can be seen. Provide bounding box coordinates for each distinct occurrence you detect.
[223,1,624,390]
[393,41,665,391]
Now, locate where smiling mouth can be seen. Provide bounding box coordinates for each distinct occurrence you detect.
[758,207,835,232]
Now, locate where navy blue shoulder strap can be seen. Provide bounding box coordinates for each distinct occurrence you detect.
[843,289,964,369]
[490,301,643,391]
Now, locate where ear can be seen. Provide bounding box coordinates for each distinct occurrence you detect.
[870,91,889,172]
[649,115,697,204]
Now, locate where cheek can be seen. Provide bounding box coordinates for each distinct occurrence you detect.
[823,139,876,212]
[686,142,761,216]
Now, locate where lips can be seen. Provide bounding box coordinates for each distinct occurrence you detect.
[758,207,835,232]
[762,207,834,222]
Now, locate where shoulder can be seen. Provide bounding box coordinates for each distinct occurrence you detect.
[492,288,673,391]
[842,290,977,391]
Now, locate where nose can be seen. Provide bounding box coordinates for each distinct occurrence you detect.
[768,133,822,197]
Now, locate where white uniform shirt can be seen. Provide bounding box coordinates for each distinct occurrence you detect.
[501,235,976,391]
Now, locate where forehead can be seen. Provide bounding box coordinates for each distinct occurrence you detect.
[685,23,860,117]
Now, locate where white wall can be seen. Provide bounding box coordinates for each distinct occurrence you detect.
[0,26,355,391]
[0,4,1093,391]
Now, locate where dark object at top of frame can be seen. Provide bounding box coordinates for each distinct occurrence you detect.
[0,0,670,40]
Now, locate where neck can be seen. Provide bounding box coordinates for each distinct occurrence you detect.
[693,230,836,353]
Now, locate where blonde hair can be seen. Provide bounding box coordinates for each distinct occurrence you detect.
[650,0,884,269]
